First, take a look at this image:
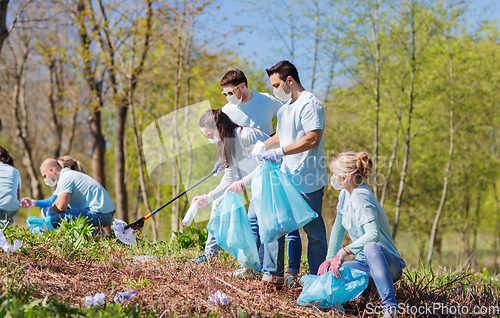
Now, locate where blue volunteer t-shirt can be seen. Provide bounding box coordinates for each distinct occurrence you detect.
[55,168,115,213]
[337,185,406,269]
[277,90,328,193]
[0,162,21,212]
[222,92,282,135]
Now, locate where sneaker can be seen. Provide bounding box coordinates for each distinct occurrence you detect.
[232,268,253,279]
[262,274,298,289]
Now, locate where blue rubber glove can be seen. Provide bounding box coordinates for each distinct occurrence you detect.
[262,147,286,163]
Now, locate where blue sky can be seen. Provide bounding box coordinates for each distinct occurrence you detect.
[199,0,500,96]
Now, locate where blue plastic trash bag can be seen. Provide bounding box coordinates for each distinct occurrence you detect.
[251,161,318,243]
[206,191,260,272]
[297,267,369,309]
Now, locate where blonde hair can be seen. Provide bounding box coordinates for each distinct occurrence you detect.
[330,151,372,183]
[57,155,86,174]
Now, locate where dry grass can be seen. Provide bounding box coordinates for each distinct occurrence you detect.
[2,224,500,317]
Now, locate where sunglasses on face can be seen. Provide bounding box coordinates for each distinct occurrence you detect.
[203,130,216,139]
[221,83,242,97]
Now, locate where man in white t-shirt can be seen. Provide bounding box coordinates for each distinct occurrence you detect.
[193,70,302,279]
[260,60,328,285]
[220,69,281,136]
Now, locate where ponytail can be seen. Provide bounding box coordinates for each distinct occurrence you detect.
[356,152,372,180]
[0,146,14,166]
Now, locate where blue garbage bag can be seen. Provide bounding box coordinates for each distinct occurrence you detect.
[206,191,260,272]
[251,161,318,243]
[297,267,369,309]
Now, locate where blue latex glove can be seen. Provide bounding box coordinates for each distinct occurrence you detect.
[262,147,286,163]
[27,216,55,233]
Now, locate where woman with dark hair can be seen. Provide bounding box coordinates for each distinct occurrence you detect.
[193,109,269,276]
[20,155,86,218]
[0,146,22,224]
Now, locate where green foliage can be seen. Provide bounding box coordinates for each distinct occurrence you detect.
[57,216,96,250]
[172,226,209,251]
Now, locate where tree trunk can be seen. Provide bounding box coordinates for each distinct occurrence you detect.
[76,0,106,187]
[392,5,416,240]
[371,0,381,199]
[114,101,128,222]
[88,108,106,186]
[11,50,43,200]
[310,0,321,93]
[131,100,157,238]
[427,50,455,267]
[47,58,64,158]
[492,175,499,269]
[380,115,401,208]
[0,0,8,54]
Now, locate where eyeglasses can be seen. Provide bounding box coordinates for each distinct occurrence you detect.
[221,83,242,97]
[203,130,216,139]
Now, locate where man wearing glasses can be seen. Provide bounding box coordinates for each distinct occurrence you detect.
[220,69,281,136]
[193,69,304,279]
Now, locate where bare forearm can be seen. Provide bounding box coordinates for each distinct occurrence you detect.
[282,130,322,155]
[264,133,280,150]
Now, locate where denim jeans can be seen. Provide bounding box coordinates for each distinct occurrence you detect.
[342,242,403,311]
[263,187,327,277]
[0,209,17,224]
[205,198,301,272]
[247,199,302,273]
[50,208,114,228]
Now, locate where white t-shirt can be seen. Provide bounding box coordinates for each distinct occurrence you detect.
[55,168,115,213]
[222,92,282,135]
[337,186,406,268]
[0,162,21,212]
[277,90,328,193]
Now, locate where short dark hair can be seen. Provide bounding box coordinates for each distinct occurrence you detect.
[0,146,14,166]
[266,60,301,85]
[220,69,248,88]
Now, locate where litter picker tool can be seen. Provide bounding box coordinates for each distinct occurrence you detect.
[123,164,222,232]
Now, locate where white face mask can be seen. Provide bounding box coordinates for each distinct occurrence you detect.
[208,136,219,144]
[330,176,343,190]
[273,83,291,102]
[44,177,57,187]
[226,94,242,105]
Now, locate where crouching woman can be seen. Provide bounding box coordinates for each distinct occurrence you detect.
[318,151,406,318]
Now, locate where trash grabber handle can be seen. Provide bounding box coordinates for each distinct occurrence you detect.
[150,165,218,217]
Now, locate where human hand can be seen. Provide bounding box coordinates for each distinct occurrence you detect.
[262,147,285,163]
[329,254,344,278]
[212,160,224,175]
[228,181,244,194]
[318,258,334,276]
[192,193,214,207]
[21,197,35,208]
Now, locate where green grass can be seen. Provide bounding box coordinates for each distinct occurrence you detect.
[1,219,500,317]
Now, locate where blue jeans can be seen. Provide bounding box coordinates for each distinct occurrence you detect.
[342,242,403,310]
[263,187,327,277]
[0,209,17,224]
[50,208,114,228]
[205,198,301,273]
[248,199,302,273]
